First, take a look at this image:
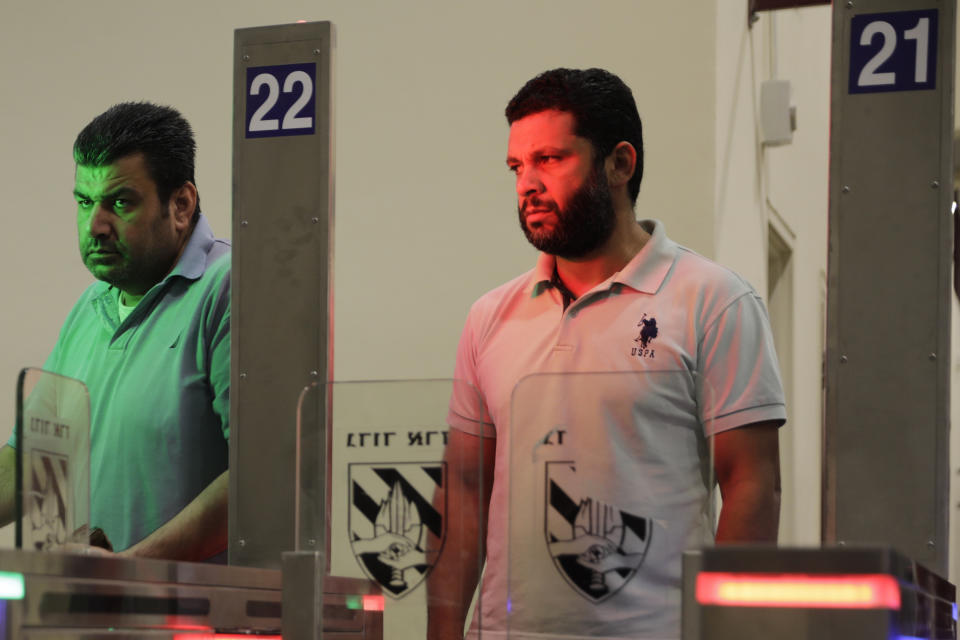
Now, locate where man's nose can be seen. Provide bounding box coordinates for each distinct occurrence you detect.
[516,166,544,197]
[87,205,114,238]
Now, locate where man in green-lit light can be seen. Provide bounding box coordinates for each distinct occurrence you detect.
[0,102,230,561]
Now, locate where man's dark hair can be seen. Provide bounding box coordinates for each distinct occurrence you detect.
[505,68,644,204]
[73,102,201,221]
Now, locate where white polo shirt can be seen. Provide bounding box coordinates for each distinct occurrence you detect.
[449,220,785,640]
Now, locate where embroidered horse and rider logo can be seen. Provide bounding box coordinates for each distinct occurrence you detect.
[631,313,658,358]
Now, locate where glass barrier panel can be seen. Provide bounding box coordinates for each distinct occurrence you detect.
[505,371,716,639]
[297,379,489,640]
[15,368,91,551]
[295,381,326,554]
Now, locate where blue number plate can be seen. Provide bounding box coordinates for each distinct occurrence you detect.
[246,62,317,138]
[849,9,937,94]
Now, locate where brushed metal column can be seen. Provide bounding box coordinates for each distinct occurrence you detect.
[824,1,955,573]
[230,21,335,568]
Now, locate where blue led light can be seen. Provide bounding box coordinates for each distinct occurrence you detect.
[506,598,512,613]
[953,602,958,621]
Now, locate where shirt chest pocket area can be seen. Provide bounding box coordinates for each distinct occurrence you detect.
[101,325,190,444]
[116,323,187,383]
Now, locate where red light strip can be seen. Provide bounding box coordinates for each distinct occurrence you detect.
[696,572,901,609]
[363,594,385,611]
[173,635,281,640]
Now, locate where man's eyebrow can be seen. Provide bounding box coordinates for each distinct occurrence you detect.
[506,147,569,163]
[73,186,138,200]
[534,146,569,156]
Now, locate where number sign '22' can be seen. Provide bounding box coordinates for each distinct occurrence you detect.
[246,63,316,138]
[850,10,937,94]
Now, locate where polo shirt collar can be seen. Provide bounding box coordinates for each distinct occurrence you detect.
[529,218,677,295]
[166,214,215,283]
[532,251,556,288]
[91,214,216,333]
[613,219,677,294]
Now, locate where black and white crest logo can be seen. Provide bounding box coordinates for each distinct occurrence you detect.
[545,462,652,603]
[348,462,446,598]
[28,450,69,551]
[631,313,658,358]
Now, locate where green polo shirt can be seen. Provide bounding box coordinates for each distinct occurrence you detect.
[32,216,230,552]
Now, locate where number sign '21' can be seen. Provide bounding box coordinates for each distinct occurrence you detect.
[849,10,937,94]
[246,63,316,138]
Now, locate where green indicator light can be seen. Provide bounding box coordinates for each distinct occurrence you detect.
[0,572,24,600]
[345,595,361,610]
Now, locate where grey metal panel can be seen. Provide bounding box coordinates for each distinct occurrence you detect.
[824,0,955,574]
[700,608,889,640]
[0,548,280,587]
[0,548,379,638]
[0,549,282,635]
[282,551,325,640]
[681,551,702,640]
[230,22,335,568]
[19,579,280,633]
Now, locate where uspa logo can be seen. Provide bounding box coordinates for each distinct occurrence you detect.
[631,313,658,358]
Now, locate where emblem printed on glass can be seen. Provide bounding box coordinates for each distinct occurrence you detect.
[28,450,69,551]
[545,461,652,603]
[348,462,446,598]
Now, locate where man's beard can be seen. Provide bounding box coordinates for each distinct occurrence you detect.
[517,164,616,259]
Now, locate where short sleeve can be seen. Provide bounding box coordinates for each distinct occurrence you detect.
[448,310,496,438]
[698,290,786,435]
[204,259,231,441]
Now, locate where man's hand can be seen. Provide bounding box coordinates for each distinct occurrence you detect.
[0,445,226,561]
[121,470,228,561]
[56,543,114,557]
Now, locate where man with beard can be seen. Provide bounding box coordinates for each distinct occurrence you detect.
[428,69,785,639]
[0,102,229,561]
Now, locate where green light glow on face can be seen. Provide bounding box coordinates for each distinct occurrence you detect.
[0,572,25,599]
[345,595,361,610]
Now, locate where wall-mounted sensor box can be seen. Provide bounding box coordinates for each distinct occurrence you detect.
[761,79,796,146]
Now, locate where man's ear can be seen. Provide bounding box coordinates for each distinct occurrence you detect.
[605,141,637,190]
[169,181,198,230]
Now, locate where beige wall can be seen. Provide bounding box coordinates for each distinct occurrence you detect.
[714,3,831,547]
[0,0,716,395]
